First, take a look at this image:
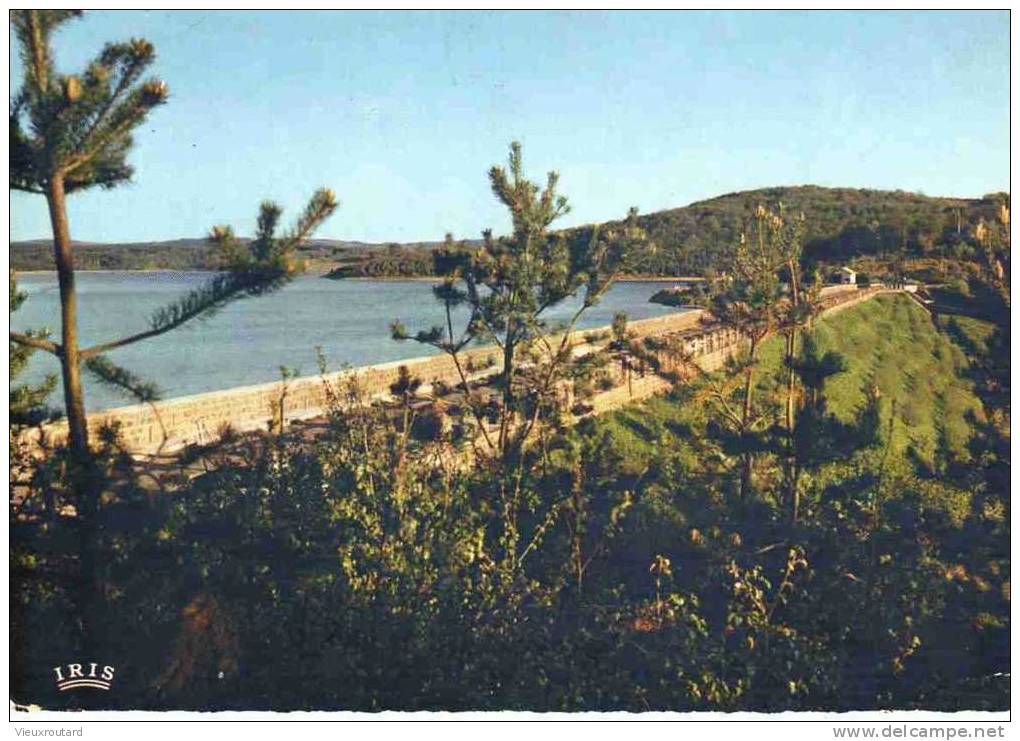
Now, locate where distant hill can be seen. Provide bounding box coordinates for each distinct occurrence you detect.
[8,236,458,273]
[590,185,1007,276]
[11,237,216,271]
[11,185,1007,276]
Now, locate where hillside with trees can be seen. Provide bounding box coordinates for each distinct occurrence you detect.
[9,237,419,272]
[13,186,1005,279]
[588,185,1007,276]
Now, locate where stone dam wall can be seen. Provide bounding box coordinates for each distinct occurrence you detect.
[23,285,891,456]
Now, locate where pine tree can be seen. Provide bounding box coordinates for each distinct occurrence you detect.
[9,11,337,644]
[974,200,1010,311]
[704,205,788,501]
[773,204,820,521]
[9,11,337,455]
[393,141,643,568]
[10,10,169,455]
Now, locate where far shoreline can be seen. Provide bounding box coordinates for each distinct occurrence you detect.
[333,275,705,283]
[14,268,705,283]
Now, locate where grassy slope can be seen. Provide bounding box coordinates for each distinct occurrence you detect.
[593,294,989,469]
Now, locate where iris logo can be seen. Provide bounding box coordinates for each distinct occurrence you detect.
[52,663,116,691]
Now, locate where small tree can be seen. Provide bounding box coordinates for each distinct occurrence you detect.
[974,201,1010,311]
[9,11,337,455]
[608,310,643,397]
[9,11,337,643]
[773,205,821,520]
[704,205,789,501]
[393,141,643,568]
[10,10,168,455]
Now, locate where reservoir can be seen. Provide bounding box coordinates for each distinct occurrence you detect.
[12,272,687,412]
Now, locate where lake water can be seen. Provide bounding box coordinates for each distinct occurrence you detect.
[12,272,687,412]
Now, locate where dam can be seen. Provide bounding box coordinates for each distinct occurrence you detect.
[20,285,891,457]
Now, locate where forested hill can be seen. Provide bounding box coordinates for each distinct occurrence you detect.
[11,238,217,271]
[11,186,1007,275]
[9,237,455,273]
[592,185,1007,276]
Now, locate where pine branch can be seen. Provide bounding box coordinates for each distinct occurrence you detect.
[10,331,59,355]
[84,355,162,403]
[70,40,156,155]
[63,79,167,176]
[79,268,288,359]
[80,188,337,359]
[280,188,339,248]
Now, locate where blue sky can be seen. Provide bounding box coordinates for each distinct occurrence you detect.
[9,10,1010,243]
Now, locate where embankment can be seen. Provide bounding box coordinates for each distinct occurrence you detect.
[22,285,889,456]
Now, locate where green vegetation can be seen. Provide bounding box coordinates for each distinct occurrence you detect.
[10,238,219,271]
[649,286,687,307]
[11,182,1010,713]
[393,142,641,479]
[8,10,338,651]
[324,243,441,278]
[12,291,1008,711]
[8,13,1008,713]
[615,185,1007,276]
[9,237,455,274]
[595,294,986,480]
[809,297,984,463]
[8,5,337,473]
[13,186,1007,281]
[11,8,169,457]
[9,272,57,426]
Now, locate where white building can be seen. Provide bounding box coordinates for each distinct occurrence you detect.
[834,267,857,285]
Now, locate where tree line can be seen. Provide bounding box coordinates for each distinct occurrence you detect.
[12,188,1006,278]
